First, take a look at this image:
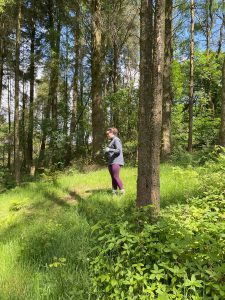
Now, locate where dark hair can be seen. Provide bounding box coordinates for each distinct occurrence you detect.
[107,127,118,136]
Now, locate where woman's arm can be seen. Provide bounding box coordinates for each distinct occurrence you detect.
[108,139,121,154]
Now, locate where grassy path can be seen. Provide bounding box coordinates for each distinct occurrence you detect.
[0,164,199,299]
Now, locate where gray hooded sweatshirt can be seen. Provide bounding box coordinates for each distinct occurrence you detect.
[107,136,124,166]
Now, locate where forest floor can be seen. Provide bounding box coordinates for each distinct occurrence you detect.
[0,164,210,299]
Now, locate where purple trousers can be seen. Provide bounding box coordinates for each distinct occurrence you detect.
[108,164,124,190]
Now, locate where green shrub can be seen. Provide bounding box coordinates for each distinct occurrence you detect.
[90,162,225,299]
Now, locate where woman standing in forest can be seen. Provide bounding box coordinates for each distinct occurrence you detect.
[104,128,125,195]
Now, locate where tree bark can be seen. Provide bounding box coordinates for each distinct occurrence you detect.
[206,0,214,56]
[161,0,172,162]
[206,0,215,115]
[219,56,225,147]
[63,28,69,136]
[188,0,195,152]
[77,39,85,150]
[91,0,105,161]
[14,0,22,184]
[70,4,80,143]
[48,0,61,163]
[7,76,11,169]
[27,0,36,174]
[137,0,153,207]
[217,0,224,57]
[39,0,60,166]
[21,72,26,168]
[0,19,5,109]
[137,0,165,221]
[149,0,166,218]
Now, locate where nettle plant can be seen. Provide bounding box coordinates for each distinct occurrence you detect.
[90,158,225,300]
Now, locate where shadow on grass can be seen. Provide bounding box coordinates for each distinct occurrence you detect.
[84,188,112,194]
[0,172,205,300]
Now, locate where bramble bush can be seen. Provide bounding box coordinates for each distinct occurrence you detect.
[90,151,225,300]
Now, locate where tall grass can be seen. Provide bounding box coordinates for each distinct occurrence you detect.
[0,164,200,299]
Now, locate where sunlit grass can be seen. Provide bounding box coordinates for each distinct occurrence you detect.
[0,164,200,299]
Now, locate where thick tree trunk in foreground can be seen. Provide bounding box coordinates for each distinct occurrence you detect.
[14,0,22,184]
[137,0,165,221]
[219,57,225,147]
[137,0,153,207]
[188,0,195,152]
[161,0,172,162]
[148,0,165,218]
[91,0,104,161]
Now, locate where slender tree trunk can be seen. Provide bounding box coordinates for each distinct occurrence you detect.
[112,39,118,94]
[27,1,35,174]
[48,1,61,163]
[65,3,81,163]
[137,0,153,207]
[112,40,120,128]
[63,28,69,136]
[0,20,5,109]
[219,57,225,147]
[161,0,172,162]
[91,0,104,161]
[188,0,195,152]
[78,41,85,149]
[70,6,80,143]
[217,0,224,57]
[7,76,11,169]
[14,0,22,184]
[206,0,215,114]
[206,0,214,56]
[38,101,50,166]
[21,73,26,168]
[39,1,60,166]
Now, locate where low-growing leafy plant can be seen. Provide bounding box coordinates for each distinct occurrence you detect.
[90,159,225,300]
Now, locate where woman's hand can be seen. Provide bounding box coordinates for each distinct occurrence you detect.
[103,147,110,154]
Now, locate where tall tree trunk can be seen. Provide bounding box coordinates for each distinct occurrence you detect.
[7,76,11,169]
[161,0,172,162]
[112,39,118,94]
[148,0,165,218]
[14,0,22,184]
[217,0,224,57]
[188,0,195,152]
[77,40,85,150]
[66,3,81,163]
[137,0,165,221]
[63,28,69,136]
[219,57,225,147]
[206,0,214,56]
[91,0,104,161]
[38,101,51,167]
[137,0,153,207]
[48,1,61,164]
[206,0,215,114]
[0,19,5,109]
[27,1,35,174]
[39,0,60,166]
[21,72,26,168]
[70,5,80,146]
[112,40,120,128]
[50,18,60,132]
